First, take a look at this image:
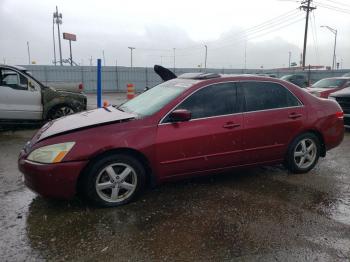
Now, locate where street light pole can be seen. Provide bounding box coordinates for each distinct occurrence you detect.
[333,30,337,70]
[321,25,337,70]
[102,50,106,66]
[288,51,291,68]
[173,48,176,73]
[128,47,135,68]
[204,45,207,70]
[27,41,31,64]
[52,15,57,66]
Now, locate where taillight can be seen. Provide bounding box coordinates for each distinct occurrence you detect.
[79,83,84,91]
[336,111,344,119]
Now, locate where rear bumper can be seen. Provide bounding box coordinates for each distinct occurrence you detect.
[323,118,345,151]
[18,155,87,199]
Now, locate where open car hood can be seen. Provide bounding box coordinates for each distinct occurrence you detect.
[35,106,136,142]
[154,65,177,81]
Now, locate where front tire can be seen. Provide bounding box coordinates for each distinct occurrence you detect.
[81,154,146,207]
[47,105,75,120]
[285,132,321,174]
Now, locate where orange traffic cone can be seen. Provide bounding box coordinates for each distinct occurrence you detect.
[127,83,135,100]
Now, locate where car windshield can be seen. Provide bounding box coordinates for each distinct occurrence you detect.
[119,79,197,116]
[311,78,346,88]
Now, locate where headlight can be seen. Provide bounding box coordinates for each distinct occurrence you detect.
[27,142,75,163]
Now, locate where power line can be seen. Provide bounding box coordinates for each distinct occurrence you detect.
[312,12,320,65]
[321,0,350,8]
[205,15,305,51]
[310,12,320,65]
[314,1,350,13]
[191,17,304,66]
[163,15,304,63]
[123,8,305,68]
[209,13,303,47]
[175,8,300,51]
[208,10,301,44]
[126,8,303,58]
[174,12,304,56]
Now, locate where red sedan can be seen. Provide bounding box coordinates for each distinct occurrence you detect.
[307,77,350,98]
[19,74,344,207]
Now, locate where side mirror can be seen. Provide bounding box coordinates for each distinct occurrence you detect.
[28,81,35,90]
[168,109,191,122]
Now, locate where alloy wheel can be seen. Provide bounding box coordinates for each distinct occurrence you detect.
[293,138,317,169]
[95,163,137,203]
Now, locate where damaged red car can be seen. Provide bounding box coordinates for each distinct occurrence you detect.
[19,73,344,207]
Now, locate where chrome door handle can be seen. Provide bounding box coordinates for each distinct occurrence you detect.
[223,122,241,129]
[289,113,302,119]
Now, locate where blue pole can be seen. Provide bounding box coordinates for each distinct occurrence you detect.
[97,58,102,108]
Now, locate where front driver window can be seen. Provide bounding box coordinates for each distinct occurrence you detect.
[164,82,238,122]
[1,69,28,90]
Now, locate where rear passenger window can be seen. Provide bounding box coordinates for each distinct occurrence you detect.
[240,81,301,112]
[169,82,238,120]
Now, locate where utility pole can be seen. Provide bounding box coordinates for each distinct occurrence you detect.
[52,15,57,65]
[300,0,316,69]
[204,45,208,70]
[288,51,291,68]
[173,48,176,73]
[53,6,63,66]
[128,47,135,68]
[321,25,337,70]
[27,41,31,65]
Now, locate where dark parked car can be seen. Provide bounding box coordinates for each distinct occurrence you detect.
[19,73,344,207]
[330,87,350,128]
[307,77,350,98]
[280,74,308,88]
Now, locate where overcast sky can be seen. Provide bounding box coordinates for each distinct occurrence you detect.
[1,0,349,69]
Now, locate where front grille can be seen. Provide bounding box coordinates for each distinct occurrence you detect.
[335,97,350,114]
[344,116,350,127]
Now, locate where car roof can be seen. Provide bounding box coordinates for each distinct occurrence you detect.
[178,72,259,80]
[0,64,27,71]
[178,74,293,87]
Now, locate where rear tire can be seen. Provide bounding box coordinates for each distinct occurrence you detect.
[80,154,146,207]
[285,132,321,174]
